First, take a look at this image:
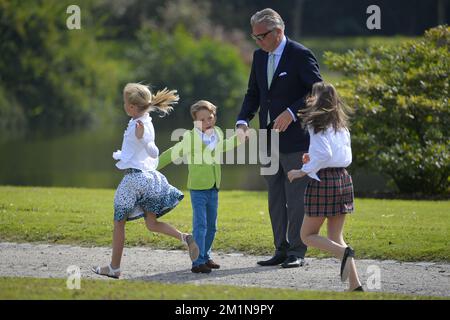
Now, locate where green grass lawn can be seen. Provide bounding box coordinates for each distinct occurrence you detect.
[0,277,441,300]
[0,186,449,262]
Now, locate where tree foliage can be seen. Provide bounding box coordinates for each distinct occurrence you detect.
[0,0,121,130]
[128,26,248,123]
[325,26,449,194]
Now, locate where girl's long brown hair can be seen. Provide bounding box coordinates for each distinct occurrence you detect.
[298,82,352,134]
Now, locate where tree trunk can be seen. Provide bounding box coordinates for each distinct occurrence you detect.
[437,0,447,25]
[292,0,305,39]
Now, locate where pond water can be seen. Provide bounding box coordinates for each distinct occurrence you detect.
[0,122,391,193]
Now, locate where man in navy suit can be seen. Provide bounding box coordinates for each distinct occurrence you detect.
[236,8,322,268]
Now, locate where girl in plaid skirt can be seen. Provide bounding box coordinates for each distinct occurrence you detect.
[288,82,363,292]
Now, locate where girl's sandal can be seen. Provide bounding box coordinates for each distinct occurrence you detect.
[91,264,121,279]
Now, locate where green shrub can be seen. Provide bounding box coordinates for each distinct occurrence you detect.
[325,26,449,195]
[302,36,416,72]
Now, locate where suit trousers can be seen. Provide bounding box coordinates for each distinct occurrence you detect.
[263,151,309,258]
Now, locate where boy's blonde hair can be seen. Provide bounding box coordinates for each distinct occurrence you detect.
[190,100,217,120]
[123,83,179,115]
[298,82,352,134]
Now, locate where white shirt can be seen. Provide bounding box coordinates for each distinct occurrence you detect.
[195,127,218,150]
[236,35,296,128]
[113,113,159,171]
[301,126,352,181]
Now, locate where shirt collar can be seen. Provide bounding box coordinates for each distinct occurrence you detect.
[271,35,287,56]
[129,112,151,125]
[194,127,216,140]
[135,112,150,122]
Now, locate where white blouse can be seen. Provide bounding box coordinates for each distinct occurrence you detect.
[301,126,352,181]
[113,113,159,171]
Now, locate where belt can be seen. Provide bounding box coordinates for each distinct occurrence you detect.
[125,168,142,174]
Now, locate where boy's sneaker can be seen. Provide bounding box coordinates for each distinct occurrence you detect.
[191,264,212,274]
[182,234,199,261]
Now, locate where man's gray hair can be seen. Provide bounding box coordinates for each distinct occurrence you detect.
[250,8,285,31]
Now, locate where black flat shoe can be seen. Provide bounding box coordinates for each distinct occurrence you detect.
[352,286,364,292]
[340,246,355,282]
[257,254,287,266]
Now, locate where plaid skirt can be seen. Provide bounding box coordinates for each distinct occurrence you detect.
[304,168,354,217]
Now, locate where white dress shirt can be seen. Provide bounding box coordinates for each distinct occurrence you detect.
[195,127,218,150]
[236,35,296,128]
[301,126,352,181]
[113,112,159,171]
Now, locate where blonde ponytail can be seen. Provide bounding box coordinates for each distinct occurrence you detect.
[149,88,179,115]
[123,83,179,116]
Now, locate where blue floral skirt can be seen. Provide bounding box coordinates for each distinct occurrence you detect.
[114,168,184,221]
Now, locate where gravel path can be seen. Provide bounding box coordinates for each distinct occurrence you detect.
[0,242,449,297]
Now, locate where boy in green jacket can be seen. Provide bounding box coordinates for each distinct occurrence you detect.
[158,100,241,273]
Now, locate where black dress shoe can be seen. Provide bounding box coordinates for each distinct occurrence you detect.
[281,255,304,268]
[257,254,287,266]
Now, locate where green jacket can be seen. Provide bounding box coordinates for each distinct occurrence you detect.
[157,126,240,190]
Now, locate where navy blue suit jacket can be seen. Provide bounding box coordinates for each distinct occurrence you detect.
[237,37,322,153]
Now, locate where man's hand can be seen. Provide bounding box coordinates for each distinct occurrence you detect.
[287,169,306,183]
[236,124,249,143]
[135,120,144,139]
[273,110,293,132]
